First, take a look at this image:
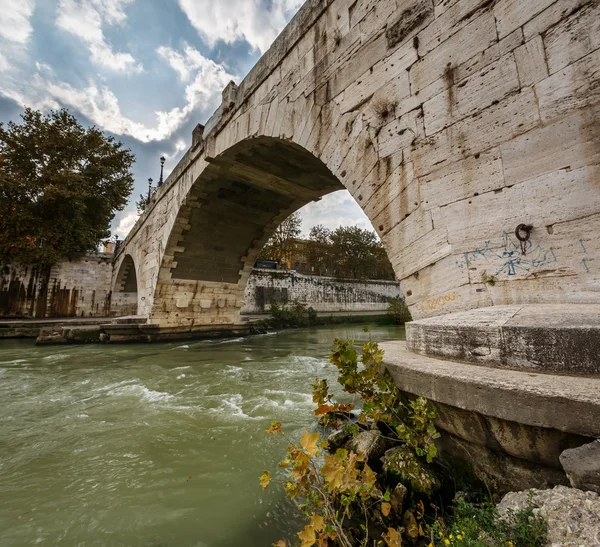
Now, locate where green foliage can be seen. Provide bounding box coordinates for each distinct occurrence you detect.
[259,219,396,281]
[136,188,157,215]
[388,297,412,324]
[0,108,134,265]
[258,211,303,268]
[262,339,441,547]
[266,300,319,329]
[429,495,547,547]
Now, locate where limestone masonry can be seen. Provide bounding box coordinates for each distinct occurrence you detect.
[0,258,399,318]
[241,268,400,313]
[111,0,600,327]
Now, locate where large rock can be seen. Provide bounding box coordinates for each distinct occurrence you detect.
[560,440,600,494]
[346,430,390,465]
[498,486,600,547]
[327,429,352,452]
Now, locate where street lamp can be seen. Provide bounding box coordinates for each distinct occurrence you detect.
[158,156,166,187]
[146,178,153,205]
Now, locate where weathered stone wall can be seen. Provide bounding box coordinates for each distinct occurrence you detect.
[0,255,113,318]
[115,0,600,326]
[241,269,401,313]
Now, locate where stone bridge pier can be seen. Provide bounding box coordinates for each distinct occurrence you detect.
[113,0,600,329]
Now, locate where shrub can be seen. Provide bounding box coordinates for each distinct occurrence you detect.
[388,297,412,324]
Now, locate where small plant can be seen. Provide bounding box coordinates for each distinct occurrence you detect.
[428,494,548,547]
[388,297,412,324]
[266,300,319,329]
[333,27,342,47]
[372,97,397,122]
[481,271,498,287]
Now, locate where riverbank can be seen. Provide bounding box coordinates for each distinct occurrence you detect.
[0,311,395,344]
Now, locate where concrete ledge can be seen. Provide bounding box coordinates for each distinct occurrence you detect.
[381,341,600,439]
[406,305,600,375]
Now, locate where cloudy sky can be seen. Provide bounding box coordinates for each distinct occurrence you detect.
[0,0,373,238]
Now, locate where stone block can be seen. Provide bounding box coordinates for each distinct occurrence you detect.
[418,0,495,57]
[421,151,504,210]
[514,35,549,86]
[536,49,600,123]
[413,88,540,177]
[493,0,556,39]
[543,2,600,74]
[560,440,600,494]
[500,103,600,186]
[385,226,452,280]
[523,0,590,39]
[423,54,520,136]
[409,10,497,93]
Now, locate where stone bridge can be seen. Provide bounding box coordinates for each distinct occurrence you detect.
[113,0,600,327]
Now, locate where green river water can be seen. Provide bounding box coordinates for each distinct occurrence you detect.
[0,324,405,547]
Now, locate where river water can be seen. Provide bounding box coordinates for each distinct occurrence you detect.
[0,324,405,547]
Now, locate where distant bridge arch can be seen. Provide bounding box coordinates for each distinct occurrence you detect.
[115,0,600,326]
[111,254,140,317]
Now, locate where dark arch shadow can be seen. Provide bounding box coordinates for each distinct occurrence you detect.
[112,254,139,316]
[169,137,344,285]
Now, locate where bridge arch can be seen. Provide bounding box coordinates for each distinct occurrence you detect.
[149,135,390,325]
[111,254,140,316]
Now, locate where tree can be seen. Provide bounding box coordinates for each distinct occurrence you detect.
[329,226,395,280]
[307,224,332,276]
[259,211,302,268]
[0,108,134,265]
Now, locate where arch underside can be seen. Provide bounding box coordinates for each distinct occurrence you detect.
[151,137,345,325]
[112,254,139,316]
[171,137,344,284]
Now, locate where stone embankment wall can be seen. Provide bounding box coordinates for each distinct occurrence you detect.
[0,255,113,318]
[241,269,401,313]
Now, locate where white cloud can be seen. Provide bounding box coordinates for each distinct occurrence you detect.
[0,53,10,71]
[19,45,234,142]
[178,0,304,53]
[299,191,375,236]
[0,0,35,43]
[157,43,214,82]
[114,210,139,238]
[56,0,142,72]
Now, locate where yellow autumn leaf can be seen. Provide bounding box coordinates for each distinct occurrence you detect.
[266,421,282,434]
[300,430,320,456]
[297,524,316,547]
[259,470,271,490]
[382,527,402,547]
[309,514,325,532]
[321,454,344,491]
[381,502,392,517]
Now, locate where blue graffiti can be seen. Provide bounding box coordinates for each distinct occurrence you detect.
[583,258,590,273]
[464,232,557,277]
[580,239,588,254]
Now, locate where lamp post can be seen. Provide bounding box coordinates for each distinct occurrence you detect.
[146,178,153,205]
[159,156,166,187]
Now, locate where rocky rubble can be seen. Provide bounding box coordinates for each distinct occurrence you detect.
[498,486,600,547]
